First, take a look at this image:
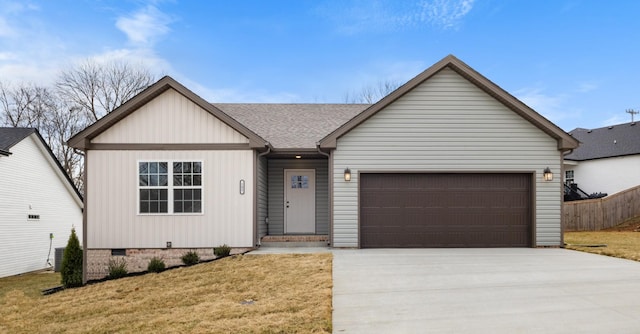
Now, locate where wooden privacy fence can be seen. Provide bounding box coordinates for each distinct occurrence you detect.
[564,185,640,231]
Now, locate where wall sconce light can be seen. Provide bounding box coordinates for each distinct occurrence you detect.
[344,168,351,182]
[543,167,553,181]
[239,179,245,195]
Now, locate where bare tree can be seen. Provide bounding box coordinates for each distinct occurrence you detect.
[1,59,156,193]
[0,82,86,190]
[56,59,156,122]
[344,79,402,104]
[0,82,55,130]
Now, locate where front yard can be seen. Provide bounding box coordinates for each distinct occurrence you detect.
[0,253,332,333]
[565,217,640,261]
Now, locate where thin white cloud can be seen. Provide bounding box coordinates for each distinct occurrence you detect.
[418,0,474,29]
[602,114,628,126]
[115,5,173,47]
[0,1,40,37]
[318,0,475,34]
[514,86,577,124]
[0,17,15,37]
[0,3,174,86]
[575,81,598,93]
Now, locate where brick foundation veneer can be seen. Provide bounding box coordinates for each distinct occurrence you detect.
[86,247,252,280]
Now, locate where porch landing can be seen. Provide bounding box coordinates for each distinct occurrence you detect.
[260,235,329,247]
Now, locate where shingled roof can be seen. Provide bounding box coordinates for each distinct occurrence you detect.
[565,122,640,161]
[214,103,370,150]
[0,127,37,156]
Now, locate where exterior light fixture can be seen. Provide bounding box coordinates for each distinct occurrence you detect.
[344,168,351,181]
[295,155,301,159]
[543,167,553,181]
[240,179,245,195]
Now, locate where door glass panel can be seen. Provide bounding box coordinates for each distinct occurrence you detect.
[291,175,309,189]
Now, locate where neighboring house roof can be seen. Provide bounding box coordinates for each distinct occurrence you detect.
[67,76,268,150]
[319,55,579,151]
[215,103,369,150]
[0,127,83,203]
[565,122,640,161]
[0,127,36,154]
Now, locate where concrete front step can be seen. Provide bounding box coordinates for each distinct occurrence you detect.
[260,235,329,247]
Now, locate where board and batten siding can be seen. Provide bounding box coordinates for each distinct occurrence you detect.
[267,159,329,235]
[256,155,268,239]
[87,150,254,248]
[332,68,563,247]
[92,89,249,144]
[0,135,82,277]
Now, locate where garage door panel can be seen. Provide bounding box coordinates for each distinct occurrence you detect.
[360,173,532,248]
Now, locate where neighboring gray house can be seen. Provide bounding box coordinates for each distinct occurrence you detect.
[0,128,83,278]
[69,55,578,281]
[564,122,640,196]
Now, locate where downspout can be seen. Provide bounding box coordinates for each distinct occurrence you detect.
[316,142,330,158]
[559,147,575,248]
[256,143,272,245]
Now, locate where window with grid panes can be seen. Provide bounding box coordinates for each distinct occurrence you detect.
[138,161,202,214]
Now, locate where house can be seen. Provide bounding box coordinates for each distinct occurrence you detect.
[564,121,640,197]
[0,128,83,278]
[68,55,578,281]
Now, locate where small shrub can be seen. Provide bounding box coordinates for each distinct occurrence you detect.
[147,257,166,273]
[107,258,128,279]
[181,251,200,266]
[214,244,231,257]
[61,228,83,288]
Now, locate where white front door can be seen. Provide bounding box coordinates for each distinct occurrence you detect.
[284,169,316,234]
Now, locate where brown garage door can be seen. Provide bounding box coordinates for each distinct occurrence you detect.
[360,173,532,248]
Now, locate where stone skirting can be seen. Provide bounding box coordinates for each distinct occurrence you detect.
[86,247,251,281]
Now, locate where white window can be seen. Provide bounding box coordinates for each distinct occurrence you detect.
[138,161,203,214]
[565,170,574,185]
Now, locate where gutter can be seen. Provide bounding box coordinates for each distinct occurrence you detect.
[315,142,330,157]
[258,142,272,158]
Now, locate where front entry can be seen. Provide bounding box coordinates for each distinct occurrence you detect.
[284,169,316,234]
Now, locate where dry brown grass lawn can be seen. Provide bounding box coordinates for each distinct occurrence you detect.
[565,216,640,262]
[0,271,61,300]
[0,253,332,334]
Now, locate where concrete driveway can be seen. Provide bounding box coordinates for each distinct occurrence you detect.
[332,248,640,333]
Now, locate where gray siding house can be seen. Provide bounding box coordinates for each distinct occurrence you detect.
[69,55,578,280]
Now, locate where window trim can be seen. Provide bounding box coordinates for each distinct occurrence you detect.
[137,160,204,216]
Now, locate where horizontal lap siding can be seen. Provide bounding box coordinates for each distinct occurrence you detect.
[256,155,268,239]
[0,136,82,277]
[267,159,329,235]
[92,89,249,144]
[87,150,254,248]
[332,68,562,247]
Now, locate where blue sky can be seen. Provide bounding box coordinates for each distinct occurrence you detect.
[1,0,639,131]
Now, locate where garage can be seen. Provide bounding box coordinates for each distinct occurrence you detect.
[360,173,532,248]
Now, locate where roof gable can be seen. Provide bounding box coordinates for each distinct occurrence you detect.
[0,127,82,204]
[319,55,578,151]
[565,122,640,161]
[68,76,267,149]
